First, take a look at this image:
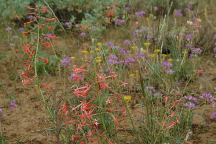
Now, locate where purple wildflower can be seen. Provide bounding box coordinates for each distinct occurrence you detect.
[114,18,125,26]
[27,15,35,20]
[162,61,174,74]
[190,48,202,55]
[80,32,86,38]
[184,102,196,109]
[135,52,145,59]
[210,112,216,120]
[185,44,193,49]
[118,48,129,55]
[124,57,135,64]
[61,56,71,67]
[184,95,198,103]
[200,92,214,103]
[125,4,131,12]
[187,3,193,10]
[18,27,24,33]
[162,61,172,68]
[213,34,216,40]
[123,39,132,46]
[0,108,2,119]
[64,22,72,29]
[108,54,119,64]
[9,100,17,110]
[135,10,145,17]
[185,34,193,41]
[174,9,183,17]
[146,34,153,40]
[106,41,115,48]
[213,47,216,53]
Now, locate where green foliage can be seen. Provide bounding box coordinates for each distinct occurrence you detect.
[0,0,34,20]
[0,134,7,144]
[0,0,128,38]
[36,53,60,75]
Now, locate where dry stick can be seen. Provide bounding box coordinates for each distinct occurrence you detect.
[41,1,69,143]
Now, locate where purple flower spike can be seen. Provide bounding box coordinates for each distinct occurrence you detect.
[200,92,214,103]
[136,52,145,59]
[119,48,129,55]
[135,10,145,17]
[64,22,72,29]
[162,61,172,68]
[124,57,135,64]
[0,108,2,113]
[18,27,24,33]
[184,102,196,109]
[114,18,125,26]
[213,34,216,40]
[190,48,202,55]
[185,34,193,41]
[108,54,119,65]
[61,56,71,67]
[9,100,17,110]
[123,39,132,46]
[80,32,86,38]
[210,112,216,120]
[106,41,115,48]
[213,47,216,53]
[184,95,198,103]
[174,9,183,17]
[162,61,174,74]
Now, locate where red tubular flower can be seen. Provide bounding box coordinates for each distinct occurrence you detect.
[22,78,33,86]
[80,110,93,120]
[60,103,69,115]
[23,43,32,54]
[45,18,57,22]
[73,65,87,73]
[73,85,91,97]
[97,74,108,90]
[42,41,52,48]
[40,57,49,64]
[81,102,92,112]
[41,6,48,14]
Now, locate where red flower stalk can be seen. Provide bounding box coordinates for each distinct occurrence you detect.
[41,41,52,48]
[39,57,49,64]
[22,78,33,86]
[97,74,108,90]
[60,103,69,115]
[80,110,93,120]
[73,85,91,97]
[73,65,87,74]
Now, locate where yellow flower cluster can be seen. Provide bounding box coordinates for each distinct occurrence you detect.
[123,95,132,103]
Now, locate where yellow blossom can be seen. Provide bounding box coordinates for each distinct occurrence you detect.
[95,47,101,52]
[131,45,138,50]
[97,42,103,47]
[168,58,173,62]
[144,42,151,47]
[154,49,161,53]
[150,53,156,58]
[95,56,102,63]
[81,50,89,55]
[129,73,135,78]
[123,95,132,103]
